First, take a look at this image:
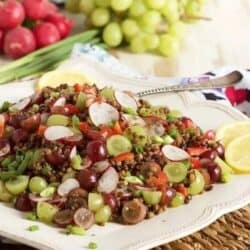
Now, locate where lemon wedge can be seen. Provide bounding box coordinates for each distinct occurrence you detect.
[37,70,93,90]
[216,121,250,147]
[225,134,250,173]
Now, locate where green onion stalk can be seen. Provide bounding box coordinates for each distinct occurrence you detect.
[0,30,101,85]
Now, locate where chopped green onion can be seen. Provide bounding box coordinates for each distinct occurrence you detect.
[76,92,87,111]
[66,225,86,236]
[0,101,11,112]
[0,30,100,85]
[27,225,39,232]
[162,135,175,144]
[168,128,179,139]
[17,151,33,174]
[26,212,37,221]
[72,115,80,129]
[41,164,52,175]
[151,135,164,144]
[88,242,98,249]
[1,157,14,169]
[0,171,18,181]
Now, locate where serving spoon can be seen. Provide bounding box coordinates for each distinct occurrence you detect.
[136,71,243,97]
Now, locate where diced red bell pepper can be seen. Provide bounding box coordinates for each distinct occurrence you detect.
[74,84,82,92]
[79,122,90,133]
[37,125,47,136]
[175,186,188,197]
[148,171,168,189]
[187,147,208,156]
[64,104,80,114]
[190,157,201,169]
[113,152,134,162]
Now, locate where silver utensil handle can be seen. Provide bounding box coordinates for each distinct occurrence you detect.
[136,71,243,97]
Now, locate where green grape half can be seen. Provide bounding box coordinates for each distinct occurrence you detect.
[95,205,112,224]
[29,176,48,194]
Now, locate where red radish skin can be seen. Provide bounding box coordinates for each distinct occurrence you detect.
[3,27,36,59]
[46,14,74,38]
[0,0,25,29]
[46,1,59,16]
[0,30,3,51]
[23,0,49,20]
[33,22,61,48]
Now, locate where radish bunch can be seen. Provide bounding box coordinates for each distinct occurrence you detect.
[0,0,74,59]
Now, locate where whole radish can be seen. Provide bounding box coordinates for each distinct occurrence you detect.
[0,30,3,52]
[33,22,60,48]
[0,0,25,29]
[22,0,49,20]
[3,26,36,59]
[46,14,74,38]
[46,1,59,15]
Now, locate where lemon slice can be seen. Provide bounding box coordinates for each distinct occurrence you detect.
[225,134,250,173]
[37,70,93,90]
[216,121,250,147]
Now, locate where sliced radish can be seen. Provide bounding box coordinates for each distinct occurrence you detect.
[162,145,190,161]
[69,146,77,160]
[57,178,80,197]
[29,194,51,203]
[53,97,66,107]
[114,91,138,111]
[0,141,10,157]
[44,126,74,141]
[89,102,119,127]
[92,160,110,173]
[10,97,31,112]
[122,114,145,127]
[97,167,119,193]
[61,133,83,146]
[148,123,165,136]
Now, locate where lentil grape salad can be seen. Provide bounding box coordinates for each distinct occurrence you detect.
[0,83,232,232]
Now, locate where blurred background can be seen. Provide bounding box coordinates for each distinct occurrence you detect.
[0,0,249,80]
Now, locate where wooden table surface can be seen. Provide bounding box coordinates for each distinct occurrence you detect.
[0,0,249,249]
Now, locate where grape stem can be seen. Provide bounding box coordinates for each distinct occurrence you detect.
[181,14,212,21]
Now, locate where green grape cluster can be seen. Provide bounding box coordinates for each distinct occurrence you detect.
[65,0,206,56]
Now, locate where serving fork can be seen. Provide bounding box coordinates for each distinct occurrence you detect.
[136,71,243,97]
